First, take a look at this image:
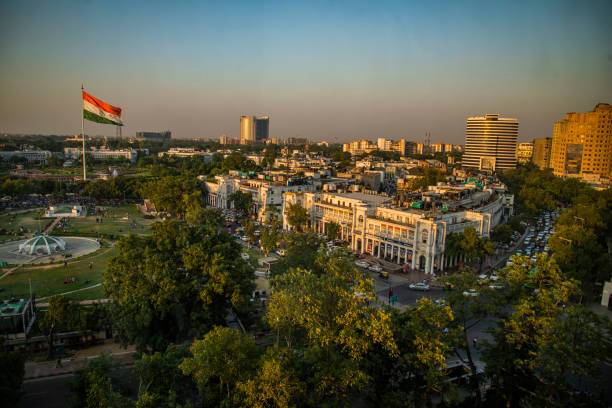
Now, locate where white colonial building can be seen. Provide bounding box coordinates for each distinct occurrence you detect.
[204,175,316,221]
[282,184,507,274]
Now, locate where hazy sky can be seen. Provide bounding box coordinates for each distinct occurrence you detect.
[1,0,611,143]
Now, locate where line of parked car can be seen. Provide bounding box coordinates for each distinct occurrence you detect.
[510,210,558,264]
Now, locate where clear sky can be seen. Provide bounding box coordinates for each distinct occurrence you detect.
[1,0,611,143]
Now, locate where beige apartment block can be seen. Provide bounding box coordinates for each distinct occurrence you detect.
[550,103,612,181]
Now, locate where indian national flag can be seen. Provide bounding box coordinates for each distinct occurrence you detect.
[83,91,123,126]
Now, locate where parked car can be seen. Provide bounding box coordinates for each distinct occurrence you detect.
[369,264,383,273]
[240,253,250,260]
[462,289,479,297]
[409,282,430,291]
[355,260,369,268]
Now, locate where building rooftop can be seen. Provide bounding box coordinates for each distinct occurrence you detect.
[333,192,393,206]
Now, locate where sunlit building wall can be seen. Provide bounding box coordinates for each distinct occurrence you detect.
[463,114,518,172]
[550,103,612,181]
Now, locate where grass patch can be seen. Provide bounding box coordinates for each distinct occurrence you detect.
[0,246,117,301]
[0,210,50,236]
[52,204,155,237]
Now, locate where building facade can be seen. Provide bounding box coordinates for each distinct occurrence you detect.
[283,186,505,274]
[532,137,552,169]
[0,150,52,163]
[136,131,171,141]
[550,104,612,182]
[463,114,518,172]
[240,115,269,144]
[516,142,534,164]
[204,175,316,221]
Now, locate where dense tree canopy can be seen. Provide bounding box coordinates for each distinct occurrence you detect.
[103,218,254,353]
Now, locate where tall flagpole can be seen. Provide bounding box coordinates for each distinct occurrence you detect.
[81,85,87,181]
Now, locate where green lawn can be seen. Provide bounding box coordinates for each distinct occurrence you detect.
[0,210,50,236]
[52,204,155,237]
[0,246,117,301]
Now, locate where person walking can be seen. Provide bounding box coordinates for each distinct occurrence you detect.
[55,357,62,368]
[388,287,393,304]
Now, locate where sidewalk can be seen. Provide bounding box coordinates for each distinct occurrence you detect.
[24,348,136,380]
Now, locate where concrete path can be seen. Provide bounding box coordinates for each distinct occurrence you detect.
[43,217,61,234]
[37,283,103,301]
[24,350,135,380]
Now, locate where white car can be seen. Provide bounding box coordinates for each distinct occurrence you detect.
[355,260,369,268]
[489,274,500,281]
[241,253,250,260]
[462,289,479,297]
[409,282,430,291]
[240,236,249,242]
[369,264,383,273]
[276,249,286,257]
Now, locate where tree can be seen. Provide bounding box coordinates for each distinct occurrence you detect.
[490,224,513,244]
[260,211,282,255]
[262,145,279,171]
[230,190,254,218]
[38,296,77,359]
[134,345,193,407]
[405,168,447,192]
[447,227,494,271]
[440,268,495,406]
[482,254,612,407]
[407,298,456,405]
[180,326,259,402]
[144,176,201,217]
[271,231,324,277]
[325,221,340,242]
[0,347,25,406]
[236,347,304,408]
[69,353,129,408]
[243,220,257,248]
[104,220,254,353]
[267,251,397,404]
[285,203,309,232]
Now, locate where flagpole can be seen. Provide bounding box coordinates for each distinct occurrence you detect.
[81,85,87,181]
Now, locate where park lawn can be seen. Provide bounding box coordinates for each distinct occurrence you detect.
[0,210,49,235]
[52,204,155,237]
[0,246,117,301]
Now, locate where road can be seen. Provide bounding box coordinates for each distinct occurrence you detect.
[20,374,74,408]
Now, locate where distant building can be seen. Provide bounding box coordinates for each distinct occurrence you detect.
[136,131,171,141]
[64,147,137,163]
[532,137,552,169]
[240,116,269,144]
[158,148,212,162]
[550,103,612,182]
[220,134,228,145]
[0,150,52,163]
[463,114,518,172]
[516,142,533,164]
[344,138,411,156]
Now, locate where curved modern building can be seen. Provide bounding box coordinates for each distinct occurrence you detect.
[463,114,518,172]
[240,115,269,144]
[18,235,66,255]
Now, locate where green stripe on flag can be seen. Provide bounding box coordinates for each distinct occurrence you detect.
[83,110,122,126]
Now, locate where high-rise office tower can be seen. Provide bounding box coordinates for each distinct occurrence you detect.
[255,116,269,141]
[463,114,518,172]
[550,104,612,180]
[220,133,227,145]
[240,115,269,144]
[532,137,552,169]
[240,116,255,144]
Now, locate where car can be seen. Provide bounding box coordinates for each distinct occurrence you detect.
[478,274,488,280]
[369,264,383,273]
[276,249,286,257]
[240,253,250,260]
[378,271,389,279]
[355,260,369,268]
[489,284,504,290]
[240,236,249,242]
[489,274,500,281]
[462,289,479,297]
[409,282,431,291]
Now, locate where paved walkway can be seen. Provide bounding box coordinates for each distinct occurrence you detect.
[43,217,61,234]
[25,349,135,380]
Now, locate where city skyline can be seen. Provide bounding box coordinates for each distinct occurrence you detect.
[1,0,611,143]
